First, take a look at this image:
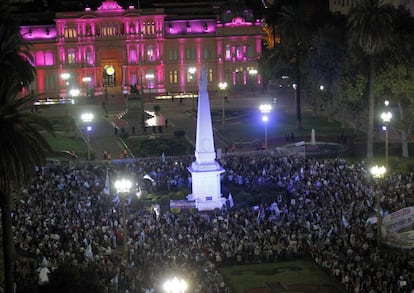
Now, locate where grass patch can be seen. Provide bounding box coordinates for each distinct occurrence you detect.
[42,132,86,155]
[220,260,345,293]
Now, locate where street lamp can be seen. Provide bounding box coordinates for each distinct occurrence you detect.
[259,104,272,150]
[82,76,91,98]
[370,165,386,244]
[188,67,197,110]
[80,112,94,160]
[163,277,188,293]
[249,68,258,89]
[61,73,71,97]
[219,81,228,128]
[381,110,392,167]
[114,178,132,260]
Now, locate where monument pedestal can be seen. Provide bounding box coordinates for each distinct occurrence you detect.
[187,161,225,211]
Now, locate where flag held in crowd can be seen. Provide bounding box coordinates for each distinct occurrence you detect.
[104,168,110,195]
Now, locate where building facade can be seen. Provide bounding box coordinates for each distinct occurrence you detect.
[19,0,264,99]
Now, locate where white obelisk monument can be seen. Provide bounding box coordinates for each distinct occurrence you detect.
[187,66,226,211]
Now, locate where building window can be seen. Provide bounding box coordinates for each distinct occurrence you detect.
[86,49,94,65]
[225,45,231,60]
[45,51,54,65]
[64,27,77,38]
[129,49,137,63]
[67,49,76,64]
[141,21,155,34]
[235,45,243,60]
[246,45,253,58]
[209,68,213,82]
[35,51,44,66]
[169,70,178,84]
[168,49,178,61]
[101,24,118,36]
[203,48,212,59]
[185,47,196,60]
[146,45,154,61]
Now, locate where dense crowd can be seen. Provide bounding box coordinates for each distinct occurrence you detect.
[11,153,414,292]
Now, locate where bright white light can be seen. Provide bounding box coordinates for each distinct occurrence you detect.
[163,277,188,293]
[218,81,228,90]
[249,69,258,75]
[370,165,386,179]
[384,100,389,107]
[259,104,272,114]
[81,112,94,123]
[145,73,155,80]
[86,125,92,132]
[188,67,196,74]
[69,88,80,97]
[262,115,268,122]
[61,73,70,80]
[320,85,324,91]
[114,178,132,194]
[381,111,392,123]
[82,76,91,83]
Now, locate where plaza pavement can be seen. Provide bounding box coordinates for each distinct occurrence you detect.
[44,87,395,161]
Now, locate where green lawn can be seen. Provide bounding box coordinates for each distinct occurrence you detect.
[220,260,345,293]
[42,132,87,157]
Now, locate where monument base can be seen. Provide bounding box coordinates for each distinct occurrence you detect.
[187,194,226,211]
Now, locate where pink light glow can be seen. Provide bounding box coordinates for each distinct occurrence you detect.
[224,17,254,27]
[165,20,216,36]
[97,0,123,11]
[21,26,57,40]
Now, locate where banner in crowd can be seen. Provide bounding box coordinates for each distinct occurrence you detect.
[382,207,414,232]
[170,200,196,210]
[382,206,414,249]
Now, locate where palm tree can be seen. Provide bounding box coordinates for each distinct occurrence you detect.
[347,0,393,164]
[0,85,54,293]
[0,4,54,293]
[278,3,310,129]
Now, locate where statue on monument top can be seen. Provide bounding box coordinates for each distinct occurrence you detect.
[199,66,208,92]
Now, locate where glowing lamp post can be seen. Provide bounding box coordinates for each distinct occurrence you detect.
[163,277,188,293]
[82,76,91,97]
[381,111,392,167]
[61,73,71,97]
[80,113,94,160]
[69,88,80,98]
[259,104,272,150]
[370,165,386,244]
[219,81,228,128]
[114,178,132,260]
[188,67,197,111]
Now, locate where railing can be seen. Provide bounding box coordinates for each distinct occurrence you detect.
[154,92,197,100]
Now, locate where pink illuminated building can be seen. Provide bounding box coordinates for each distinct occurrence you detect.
[18,0,264,99]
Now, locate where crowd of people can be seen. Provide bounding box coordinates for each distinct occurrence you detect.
[11,152,414,292]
